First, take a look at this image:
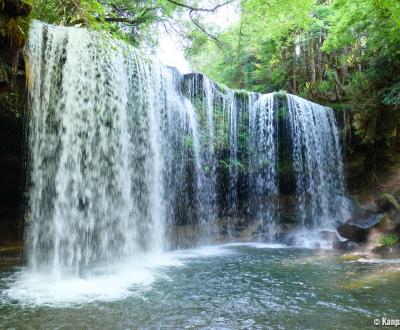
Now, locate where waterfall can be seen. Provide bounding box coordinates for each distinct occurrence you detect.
[248,93,278,240]
[184,74,219,243]
[25,21,213,274]
[227,89,239,219]
[25,21,349,275]
[286,94,348,230]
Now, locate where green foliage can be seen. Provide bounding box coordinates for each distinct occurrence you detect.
[219,159,230,170]
[381,82,400,106]
[188,0,400,98]
[380,233,399,248]
[0,1,31,48]
[186,0,400,164]
[183,135,194,150]
[0,91,22,118]
[380,193,400,210]
[277,106,287,119]
[30,0,181,45]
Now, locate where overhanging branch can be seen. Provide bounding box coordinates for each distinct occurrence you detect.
[166,0,235,12]
[67,16,150,26]
[189,10,224,47]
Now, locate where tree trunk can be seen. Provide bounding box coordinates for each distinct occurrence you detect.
[340,47,349,80]
[309,37,316,85]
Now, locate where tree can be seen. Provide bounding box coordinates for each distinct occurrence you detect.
[31,0,235,46]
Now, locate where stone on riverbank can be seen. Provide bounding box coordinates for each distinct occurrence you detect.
[337,213,388,243]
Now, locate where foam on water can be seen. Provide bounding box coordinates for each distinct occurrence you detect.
[223,242,288,249]
[2,253,182,306]
[284,229,342,249]
[2,245,237,306]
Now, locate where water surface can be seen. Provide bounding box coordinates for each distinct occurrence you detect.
[1,244,399,329]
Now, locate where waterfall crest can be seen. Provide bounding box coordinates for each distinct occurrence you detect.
[25,21,348,274]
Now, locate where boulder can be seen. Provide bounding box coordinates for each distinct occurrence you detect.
[392,209,400,223]
[333,240,360,251]
[376,193,400,212]
[337,213,387,243]
[393,223,400,236]
[372,244,400,255]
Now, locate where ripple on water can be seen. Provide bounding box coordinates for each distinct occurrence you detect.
[1,244,399,329]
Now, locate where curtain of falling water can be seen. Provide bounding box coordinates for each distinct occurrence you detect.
[25,21,349,270]
[287,94,348,229]
[25,22,211,275]
[184,74,219,244]
[248,93,278,240]
[227,90,238,219]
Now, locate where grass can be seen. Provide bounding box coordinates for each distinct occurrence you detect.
[380,233,399,248]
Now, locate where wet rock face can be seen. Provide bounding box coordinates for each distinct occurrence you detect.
[376,193,400,212]
[0,0,30,241]
[0,110,23,237]
[332,240,360,251]
[337,213,386,242]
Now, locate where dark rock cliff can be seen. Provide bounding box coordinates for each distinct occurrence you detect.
[0,0,31,242]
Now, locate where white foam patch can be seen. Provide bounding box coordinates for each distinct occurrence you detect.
[286,229,338,249]
[2,253,182,307]
[1,246,236,307]
[170,244,236,259]
[1,242,323,307]
[223,242,288,249]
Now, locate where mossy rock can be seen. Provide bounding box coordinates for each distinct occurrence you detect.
[274,90,287,100]
[0,63,8,83]
[340,253,366,261]
[1,16,30,48]
[378,214,392,231]
[0,0,31,50]
[377,193,400,212]
[0,0,32,16]
[337,213,387,242]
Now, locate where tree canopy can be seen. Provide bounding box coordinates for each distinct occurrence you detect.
[188,0,399,99]
[31,0,400,151]
[31,0,233,46]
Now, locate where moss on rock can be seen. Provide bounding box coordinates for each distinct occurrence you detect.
[377,193,400,212]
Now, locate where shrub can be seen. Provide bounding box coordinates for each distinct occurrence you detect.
[380,233,399,248]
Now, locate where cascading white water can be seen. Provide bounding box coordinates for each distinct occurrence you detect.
[25,21,211,274]
[198,76,218,238]
[25,21,349,276]
[227,90,239,216]
[248,93,278,240]
[287,94,348,230]
[184,74,219,243]
[6,20,352,308]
